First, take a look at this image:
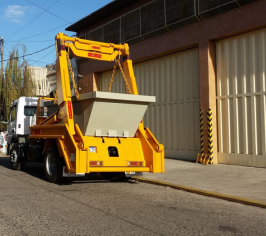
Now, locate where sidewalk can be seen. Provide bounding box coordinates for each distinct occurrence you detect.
[143,159,266,203]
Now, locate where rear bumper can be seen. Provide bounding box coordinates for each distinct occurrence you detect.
[87,167,150,172]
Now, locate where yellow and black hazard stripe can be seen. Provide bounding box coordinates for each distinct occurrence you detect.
[200,109,204,155]
[207,109,213,164]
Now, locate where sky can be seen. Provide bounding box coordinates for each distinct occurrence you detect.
[0,0,112,68]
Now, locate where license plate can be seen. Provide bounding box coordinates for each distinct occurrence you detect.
[125,172,143,177]
[125,172,135,177]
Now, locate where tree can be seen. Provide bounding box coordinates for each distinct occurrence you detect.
[0,45,36,131]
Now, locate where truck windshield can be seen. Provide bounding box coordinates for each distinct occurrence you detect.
[24,106,37,116]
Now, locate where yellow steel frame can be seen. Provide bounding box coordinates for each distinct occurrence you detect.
[29,33,164,174]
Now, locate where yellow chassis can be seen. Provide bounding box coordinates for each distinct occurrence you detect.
[29,33,164,175]
[30,122,164,174]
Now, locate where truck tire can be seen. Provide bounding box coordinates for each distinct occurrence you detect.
[44,147,64,183]
[10,143,25,171]
[6,144,9,155]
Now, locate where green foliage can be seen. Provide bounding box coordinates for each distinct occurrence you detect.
[0,45,36,131]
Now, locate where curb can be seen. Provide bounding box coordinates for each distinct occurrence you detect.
[132,177,266,209]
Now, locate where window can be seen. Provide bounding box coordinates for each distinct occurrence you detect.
[121,9,140,42]
[198,0,239,19]
[86,27,103,42]
[165,0,196,25]
[141,0,165,35]
[10,105,17,122]
[24,106,37,116]
[103,19,120,43]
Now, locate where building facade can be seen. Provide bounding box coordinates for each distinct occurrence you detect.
[66,0,266,167]
[46,58,79,96]
[28,66,50,96]
[46,64,56,94]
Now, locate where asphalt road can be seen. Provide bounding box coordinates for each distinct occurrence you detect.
[0,156,265,236]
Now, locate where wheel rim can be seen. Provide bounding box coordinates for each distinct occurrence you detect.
[10,149,18,164]
[46,153,56,176]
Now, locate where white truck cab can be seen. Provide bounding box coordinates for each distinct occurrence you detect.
[6,97,38,164]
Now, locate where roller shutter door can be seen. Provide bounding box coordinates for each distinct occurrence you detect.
[100,48,200,160]
[216,28,266,167]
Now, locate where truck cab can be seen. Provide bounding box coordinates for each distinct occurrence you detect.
[6,97,38,163]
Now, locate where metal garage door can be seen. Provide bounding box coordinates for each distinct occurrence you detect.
[100,48,200,160]
[216,28,266,167]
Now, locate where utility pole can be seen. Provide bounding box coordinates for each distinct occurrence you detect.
[1,37,3,91]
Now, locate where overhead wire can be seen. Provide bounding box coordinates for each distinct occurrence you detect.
[0,44,54,63]
[4,44,13,55]
[30,49,54,66]
[3,0,80,66]
[7,0,61,40]
[6,40,54,43]
[27,59,50,64]
[25,0,71,23]
[6,23,76,42]
[1,1,83,74]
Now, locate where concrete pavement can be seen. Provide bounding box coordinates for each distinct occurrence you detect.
[0,155,266,235]
[143,159,266,203]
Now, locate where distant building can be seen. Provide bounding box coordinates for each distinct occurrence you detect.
[46,64,56,93]
[46,58,79,96]
[28,66,49,96]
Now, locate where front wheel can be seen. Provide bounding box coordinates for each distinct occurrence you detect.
[44,147,64,183]
[10,143,25,171]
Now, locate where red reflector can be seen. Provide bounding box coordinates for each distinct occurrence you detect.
[128,161,142,167]
[88,53,101,59]
[90,161,103,166]
[61,45,65,51]
[140,120,143,123]
[92,46,100,50]
[67,101,73,119]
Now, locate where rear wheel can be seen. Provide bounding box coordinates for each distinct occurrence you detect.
[10,143,25,171]
[44,147,64,183]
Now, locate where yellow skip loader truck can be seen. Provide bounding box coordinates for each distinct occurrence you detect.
[2,33,164,183]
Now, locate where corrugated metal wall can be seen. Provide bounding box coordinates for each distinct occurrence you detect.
[216,28,266,167]
[100,48,200,160]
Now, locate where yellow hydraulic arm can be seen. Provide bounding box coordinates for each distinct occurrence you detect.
[54,33,140,134]
[30,33,164,178]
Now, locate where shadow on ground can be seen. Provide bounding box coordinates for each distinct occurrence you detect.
[0,155,47,181]
[0,156,137,186]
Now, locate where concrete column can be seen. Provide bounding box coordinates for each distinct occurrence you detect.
[199,40,218,163]
[93,72,100,91]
